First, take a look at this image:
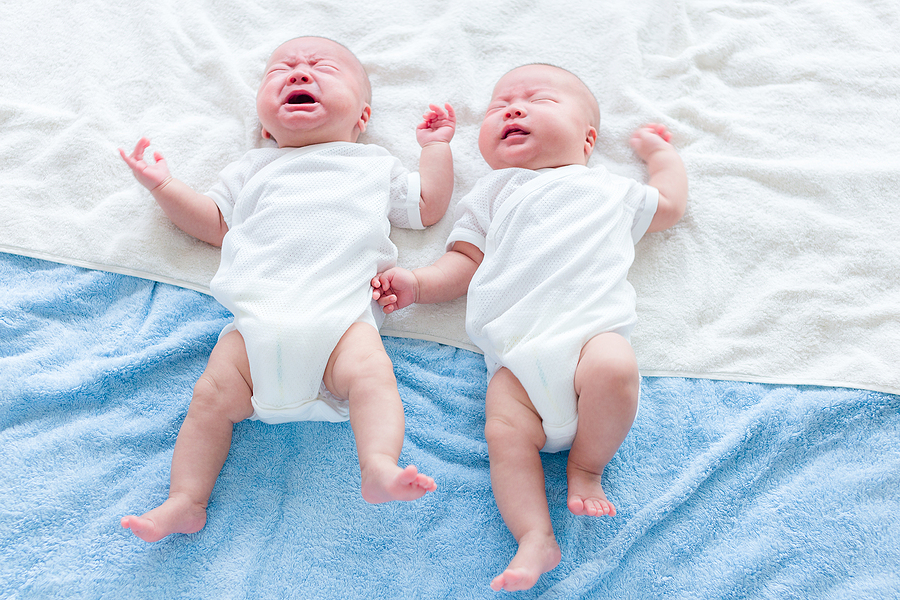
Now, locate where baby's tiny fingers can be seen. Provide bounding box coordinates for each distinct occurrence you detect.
[132,138,151,159]
[377,294,397,307]
[649,123,671,142]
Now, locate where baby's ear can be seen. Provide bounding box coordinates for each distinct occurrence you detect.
[357,104,372,134]
[584,126,597,158]
[261,127,273,141]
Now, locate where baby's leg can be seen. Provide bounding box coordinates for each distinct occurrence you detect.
[121,329,254,541]
[567,332,639,517]
[323,322,435,503]
[485,368,561,592]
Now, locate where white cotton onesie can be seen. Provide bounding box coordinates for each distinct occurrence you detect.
[447,164,658,452]
[206,141,423,424]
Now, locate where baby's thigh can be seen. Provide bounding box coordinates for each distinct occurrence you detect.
[574,332,639,398]
[322,322,394,399]
[485,367,547,450]
[192,329,254,422]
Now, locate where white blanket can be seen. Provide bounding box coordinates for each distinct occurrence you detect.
[1,0,898,393]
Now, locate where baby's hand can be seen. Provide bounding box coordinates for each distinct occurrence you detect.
[629,123,674,162]
[119,137,172,191]
[371,268,419,314]
[416,103,456,147]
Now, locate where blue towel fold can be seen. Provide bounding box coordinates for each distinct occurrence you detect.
[1,252,898,599]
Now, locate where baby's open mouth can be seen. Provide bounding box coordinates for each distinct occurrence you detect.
[502,126,528,140]
[286,91,316,105]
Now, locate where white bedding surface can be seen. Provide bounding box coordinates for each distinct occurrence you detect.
[1,0,898,393]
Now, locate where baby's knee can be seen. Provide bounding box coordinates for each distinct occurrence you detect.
[190,373,252,421]
[328,323,396,392]
[354,347,396,386]
[601,356,639,391]
[484,411,546,452]
[576,351,639,401]
[192,374,218,404]
[484,415,516,447]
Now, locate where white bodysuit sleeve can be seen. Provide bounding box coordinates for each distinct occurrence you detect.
[387,159,424,230]
[631,185,660,243]
[444,173,501,252]
[204,153,258,228]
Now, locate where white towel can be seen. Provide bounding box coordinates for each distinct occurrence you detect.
[1,0,898,393]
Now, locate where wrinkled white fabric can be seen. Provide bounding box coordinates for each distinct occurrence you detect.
[4,0,900,393]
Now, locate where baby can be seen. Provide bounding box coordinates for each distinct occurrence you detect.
[119,36,456,542]
[372,64,687,591]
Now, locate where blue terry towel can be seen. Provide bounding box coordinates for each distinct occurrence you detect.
[1,252,898,599]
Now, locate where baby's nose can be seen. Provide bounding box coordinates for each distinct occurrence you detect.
[505,107,525,118]
[289,70,311,85]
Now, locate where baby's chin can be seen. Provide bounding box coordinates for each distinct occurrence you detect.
[482,151,537,170]
[264,126,361,148]
[483,145,587,171]
[485,156,584,171]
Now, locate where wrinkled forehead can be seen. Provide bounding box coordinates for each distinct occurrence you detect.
[267,36,371,100]
[269,37,344,65]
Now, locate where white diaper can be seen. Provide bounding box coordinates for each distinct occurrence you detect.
[484,352,579,453]
[484,326,640,454]
[220,299,384,424]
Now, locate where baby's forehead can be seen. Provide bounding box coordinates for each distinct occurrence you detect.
[265,36,371,101]
[267,37,355,67]
[493,65,583,97]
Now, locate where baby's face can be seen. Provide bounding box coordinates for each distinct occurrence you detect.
[256,37,371,147]
[478,65,599,170]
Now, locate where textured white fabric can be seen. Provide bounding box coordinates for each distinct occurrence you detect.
[208,142,420,423]
[448,166,658,451]
[3,1,900,394]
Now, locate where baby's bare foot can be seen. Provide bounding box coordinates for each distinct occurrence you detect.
[121,494,207,542]
[361,462,436,504]
[567,464,616,517]
[490,531,561,592]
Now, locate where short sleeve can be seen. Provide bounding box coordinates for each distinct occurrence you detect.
[204,149,285,228]
[387,164,424,230]
[447,169,546,253]
[445,201,487,253]
[204,157,251,228]
[630,185,659,243]
[445,174,501,253]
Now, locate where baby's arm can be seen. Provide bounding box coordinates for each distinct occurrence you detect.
[415,104,456,227]
[119,138,228,247]
[372,241,482,314]
[630,124,688,232]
